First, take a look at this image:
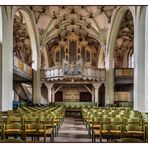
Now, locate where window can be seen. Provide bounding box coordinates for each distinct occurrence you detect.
[56,51,60,62]
[86,50,90,62]
[61,47,65,61]
[81,47,85,61]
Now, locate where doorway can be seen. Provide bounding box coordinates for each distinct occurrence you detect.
[80,92,92,102]
[55,91,63,102]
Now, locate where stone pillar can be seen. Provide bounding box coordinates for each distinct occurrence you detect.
[105,68,114,106]
[92,83,102,107]
[33,68,41,105]
[92,87,95,102]
[134,7,148,112]
[145,6,148,112]
[45,83,54,103]
[52,87,55,102]
[0,7,13,111]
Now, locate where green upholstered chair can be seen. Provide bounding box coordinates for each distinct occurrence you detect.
[118,138,143,143]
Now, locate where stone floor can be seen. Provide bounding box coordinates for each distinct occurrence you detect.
[54,117,92,143]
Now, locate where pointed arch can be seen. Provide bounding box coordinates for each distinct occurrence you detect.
[106,6,135,69]
[105,6,135,105]
[12,6,40,70]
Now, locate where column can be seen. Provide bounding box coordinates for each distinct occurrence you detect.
[45,83,54,103]
[92,87,95,102]
[134,7,148,112]
[145,7,148,112]
[52,87,55,102]
[105,68,114,106]
[33,68,41,105]
[92,83,102,107]
[0,7,13,111]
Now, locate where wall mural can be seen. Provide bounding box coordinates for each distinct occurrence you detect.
[13,11,32,66]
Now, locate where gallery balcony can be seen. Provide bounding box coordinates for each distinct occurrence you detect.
[13,55,32,81]
[41,65,105,82]
[114,68,134,84]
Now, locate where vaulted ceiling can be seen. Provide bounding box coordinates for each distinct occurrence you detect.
[31,6,116,46]
[13,6,134,68]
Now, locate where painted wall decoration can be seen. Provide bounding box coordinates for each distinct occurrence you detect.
[13,11,32,66]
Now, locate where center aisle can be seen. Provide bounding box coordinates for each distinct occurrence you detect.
[54,117,92,142]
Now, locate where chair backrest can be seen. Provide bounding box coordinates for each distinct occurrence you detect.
[101,117,111,124]
[118,138,143,143]
[0,138,25,143]
[25,123,44,130]
[101,124,110,130]
[125,124,143,131]
[23,116,37,124]
[8,116,22,124]
[127,117,142,125]
[5,122,22,130]
[110,124,122,130]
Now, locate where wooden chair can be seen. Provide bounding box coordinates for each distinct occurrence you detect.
[92,123,110,142]
[123,124,144,140]
[24,123,46,142]
[144,125,148,142]
[0,123,4,139]
[38,117,54,142]
[109,124,123,142]
[4,122,23,140]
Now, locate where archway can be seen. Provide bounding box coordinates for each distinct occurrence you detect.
[13,10,34,105]
[12,7,41,105]
[99,84,105,107]
[12,7,39,70]
[105,6,135,106]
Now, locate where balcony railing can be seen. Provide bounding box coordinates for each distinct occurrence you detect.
[114,68,133,83]
[41,65,105,82]
[13,56,32,77]
[114,68,134,78]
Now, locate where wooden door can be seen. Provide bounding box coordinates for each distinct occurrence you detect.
[80,92,92,102]
[55,91,63,102]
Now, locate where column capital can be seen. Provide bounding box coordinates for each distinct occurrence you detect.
[92,82,102,89]
[45,83,54,89]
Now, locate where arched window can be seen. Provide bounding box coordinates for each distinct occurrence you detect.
[56,50,60,62]
[129,51,134,68]
[86,50,90,62]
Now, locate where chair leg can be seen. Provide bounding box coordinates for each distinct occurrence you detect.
[94,135,96,142]
[54,127,56,137]
[50,133,54,142]
[44,135,46,143]
[86,123,88,130]
[92,133,95,142]
[100,135,102,143]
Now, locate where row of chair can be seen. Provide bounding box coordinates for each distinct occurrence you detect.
[82,107,148,142]
[0,105,65,142]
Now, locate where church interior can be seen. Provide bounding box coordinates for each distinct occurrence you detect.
[0,5,148,143]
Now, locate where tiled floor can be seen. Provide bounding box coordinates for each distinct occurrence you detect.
[54,117,92,143]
